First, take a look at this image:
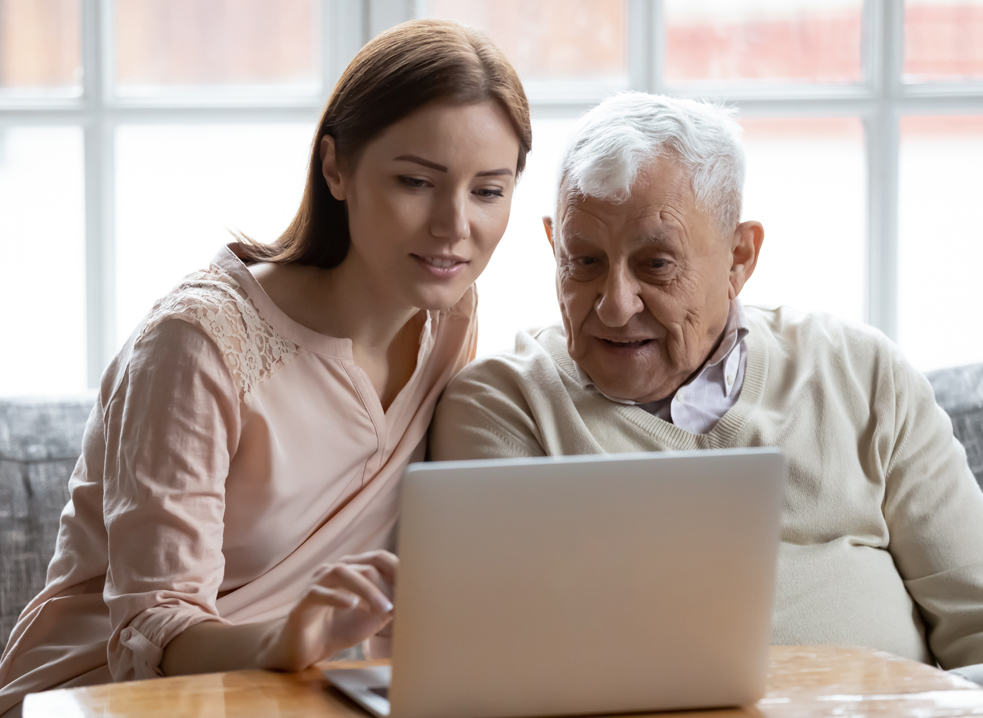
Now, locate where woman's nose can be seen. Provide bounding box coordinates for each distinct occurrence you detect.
[594,265,644,327]
[430,191,470,241]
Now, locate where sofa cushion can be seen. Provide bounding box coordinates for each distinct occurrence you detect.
[0,459,77,651]
[0,396,95,463]
[0,395,94,652]
[926,363,983,488]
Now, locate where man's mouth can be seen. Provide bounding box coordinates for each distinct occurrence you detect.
[598,338,654,349]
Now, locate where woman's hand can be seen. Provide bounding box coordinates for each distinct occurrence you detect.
[161,550,398,676]
[258,550,398,671]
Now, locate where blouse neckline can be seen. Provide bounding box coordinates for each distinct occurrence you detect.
[212,243,436,362]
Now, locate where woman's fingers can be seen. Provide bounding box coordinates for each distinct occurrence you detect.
[272,560,399,671]
[312,552,396,586]
[313,564,393,614]
[302,584,360,610]
[321,563,388,600]
[349,563,394,602]
[339,551,398,584]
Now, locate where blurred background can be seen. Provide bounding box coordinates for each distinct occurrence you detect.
[0,0,981,396]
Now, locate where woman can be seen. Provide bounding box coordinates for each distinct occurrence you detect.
[0,19,530,715]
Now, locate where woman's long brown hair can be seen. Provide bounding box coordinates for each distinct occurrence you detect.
[237,19,532,268]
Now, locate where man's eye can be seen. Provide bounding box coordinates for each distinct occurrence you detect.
[399,176,430,189]
[647,258,671,270]
[575,256,597,266]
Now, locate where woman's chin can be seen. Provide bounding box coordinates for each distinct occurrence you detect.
[409,282,472,313]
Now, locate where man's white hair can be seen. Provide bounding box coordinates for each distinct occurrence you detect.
[558,92,745,230]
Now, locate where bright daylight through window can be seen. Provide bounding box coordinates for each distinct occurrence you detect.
[1,0,982,396]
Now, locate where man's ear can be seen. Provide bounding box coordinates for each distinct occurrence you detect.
[320,135,347,201]
[728,221,764,299]
[543,216,555,256]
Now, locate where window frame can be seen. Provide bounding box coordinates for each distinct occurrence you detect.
[625,0,982,345]
[0,0,372,386]
[1,0,982,389]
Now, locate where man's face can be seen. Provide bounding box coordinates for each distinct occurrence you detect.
[551,156,753,404]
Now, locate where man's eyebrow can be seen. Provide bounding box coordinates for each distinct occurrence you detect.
[639,232,678,248]
[393,155,513,178]
[561,231,597,244]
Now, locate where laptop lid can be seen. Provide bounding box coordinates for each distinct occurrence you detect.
[388,448,784,718]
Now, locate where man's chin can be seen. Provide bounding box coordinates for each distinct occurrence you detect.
[584,372,673,405]
[576,353,676,404]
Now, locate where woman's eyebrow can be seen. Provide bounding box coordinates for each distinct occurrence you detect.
[476,168,514,177]
[393,154,513,178]
[394,154,447,171]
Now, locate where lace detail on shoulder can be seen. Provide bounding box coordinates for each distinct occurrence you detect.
[136,265,298,402]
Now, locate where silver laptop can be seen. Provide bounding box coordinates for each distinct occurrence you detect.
[325,448,784,718]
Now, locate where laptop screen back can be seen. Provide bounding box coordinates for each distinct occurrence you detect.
[389,448,784,718]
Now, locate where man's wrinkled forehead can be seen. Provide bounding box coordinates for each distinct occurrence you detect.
[554,177,628,234]
[554,159,703,238]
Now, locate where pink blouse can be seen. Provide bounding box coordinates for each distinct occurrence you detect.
[0,244,477,711]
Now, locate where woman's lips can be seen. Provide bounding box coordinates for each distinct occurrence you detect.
[412,254,469,279]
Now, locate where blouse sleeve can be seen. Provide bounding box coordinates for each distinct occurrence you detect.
[102,318,242,681]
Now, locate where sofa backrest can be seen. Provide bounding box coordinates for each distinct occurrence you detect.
[926,363,983,487]
[0,365,982,652]
[0,396,94,651]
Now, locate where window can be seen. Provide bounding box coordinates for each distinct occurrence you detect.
[2,0,982,397]
[0,0,362,394]
[897,115,983,370]
[423,0,983,366]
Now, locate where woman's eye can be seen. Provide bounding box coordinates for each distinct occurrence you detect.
[474,187,505,199]
[399,176,430,189]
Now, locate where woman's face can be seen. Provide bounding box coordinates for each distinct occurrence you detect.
[322,100,521,311]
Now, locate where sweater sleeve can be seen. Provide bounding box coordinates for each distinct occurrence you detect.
[881,348,983,669]
[103,319,241,681]
[430,360,546,461]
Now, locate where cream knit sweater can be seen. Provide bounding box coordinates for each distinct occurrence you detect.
[430,306,983,668]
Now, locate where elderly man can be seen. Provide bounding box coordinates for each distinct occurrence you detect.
[430,92,983,675]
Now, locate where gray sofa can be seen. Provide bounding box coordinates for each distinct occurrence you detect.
[2,364,982,653]
[0,395,95,650]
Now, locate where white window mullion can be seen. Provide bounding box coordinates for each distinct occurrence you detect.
[325,0,367,98]
[651,0,666,95]
[321,0,334,100]
[864,0,903,340]
[627,0,656,94]
[82,0,114,387]
[367,0,414,39]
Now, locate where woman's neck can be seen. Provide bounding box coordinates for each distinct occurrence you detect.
[316,255,421,353]
[252,256,419,353]
[249,255,424,411]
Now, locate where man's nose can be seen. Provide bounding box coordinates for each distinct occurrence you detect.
[594,265,644,327]
[430,190,470,241]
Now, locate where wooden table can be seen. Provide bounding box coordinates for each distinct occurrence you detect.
[23,645,983,718]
